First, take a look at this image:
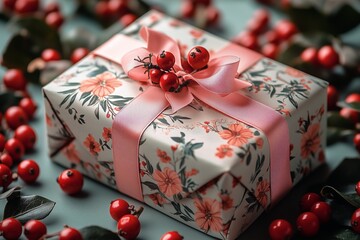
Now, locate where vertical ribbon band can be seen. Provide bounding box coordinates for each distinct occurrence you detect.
[93,27,292,204]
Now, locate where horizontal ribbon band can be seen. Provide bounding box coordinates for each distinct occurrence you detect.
[93,27,292,204]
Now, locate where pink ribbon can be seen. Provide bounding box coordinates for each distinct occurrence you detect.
[93,27,292,204]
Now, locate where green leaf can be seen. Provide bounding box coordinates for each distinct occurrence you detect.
[0,186,21,200]
[2,17,62,71]
[321,186,360,209]
[171,137,184,144]
[287,3,360,35]
[0,92,22,113]
[79,226,119,240]
[327,111,355,129]
[142,181,159,191]
[4,195,56,224]
[337,101,360,112]
[326,158,360,190]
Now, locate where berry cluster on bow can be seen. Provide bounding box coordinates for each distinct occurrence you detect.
[135,46,210,93]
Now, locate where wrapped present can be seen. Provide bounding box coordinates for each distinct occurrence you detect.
[43,10,328,240]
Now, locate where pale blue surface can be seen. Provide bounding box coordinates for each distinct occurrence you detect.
[0,1,359,239]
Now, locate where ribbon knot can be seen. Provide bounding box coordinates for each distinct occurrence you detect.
[120,26,251,113]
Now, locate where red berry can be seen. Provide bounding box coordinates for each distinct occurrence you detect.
[192,0,212,6]
[160,231,184,240]
[45,11,64,29]
[57,169,84,195]
[0,218,22,240]
[254,9,270,27]
[157,51,176,71]
[149,69,163,84]
[310,201,331,224]
[14,125,36,151]
[206,6,220,26]
[5,106,28,130]
[301,48,318,64]
[0,154,13,168]
[0,134,5,152]
[17,159,40,184]
[268,219,293,240]
[274,20,297,40]
[5,138,25,161]
[159,72,179,92]
[44,2,60,15]
[3,69,27,91]
[3,0,16,10]
[351,208,360,233]
[296,212,320,237]
[24,220,47,240]
[95,1,111,19]
[59,227,83,240]
[265,30,280,44]
[15,0,39,14]
[317,45,339,69]
[19,97,37,119]
[261,43,278,59]
[355,182,360,196]
[70,48,90,64]
[340,108,359,124]
[187,46,210,70]
[108,0,127,16]
[299,192,321,212]
[41,48,61,62]
[181,58,194,73]
[181,0,196,18]
[117,214,141,240]
[327,85,338,110]
[233,32,258,50]
[109,198,131,221]
[345,93,360,103]
[120,13,137,27]
[0,164,13,188]
[354,134,360,153]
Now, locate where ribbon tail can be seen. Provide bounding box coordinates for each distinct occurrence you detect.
[112,87,169,201]
[192,86,292,204]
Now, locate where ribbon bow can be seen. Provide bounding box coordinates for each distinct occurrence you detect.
[120,27,251,113]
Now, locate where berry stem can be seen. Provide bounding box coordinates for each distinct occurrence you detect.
[133,206,144,218]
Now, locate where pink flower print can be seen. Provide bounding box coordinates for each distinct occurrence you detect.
[285,67,305,78]
[149,193,167,206]
[83,134,101,155]
[171,145,178,152]
[219,123,253,147]
[46,114,52,127]
[256,137,263,149]
[102,127,112,141]
[255,179,270,208]
[194,198,223,233]
[157,149,171,163]
[153,168,182,197]
[79,72,122,98]
[190,29,204,39]
[219,193,234,210]
[63,142,81,164]
[318,149,325,163]
[185,168,199,178]
[215,144,233,159]
[300,123,320,159]
[300,79,311,90]
[232,176,242,188]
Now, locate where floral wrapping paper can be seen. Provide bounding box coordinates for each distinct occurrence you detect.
[43,11,328,240]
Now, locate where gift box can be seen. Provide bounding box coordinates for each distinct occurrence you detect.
[43,10,328,240]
